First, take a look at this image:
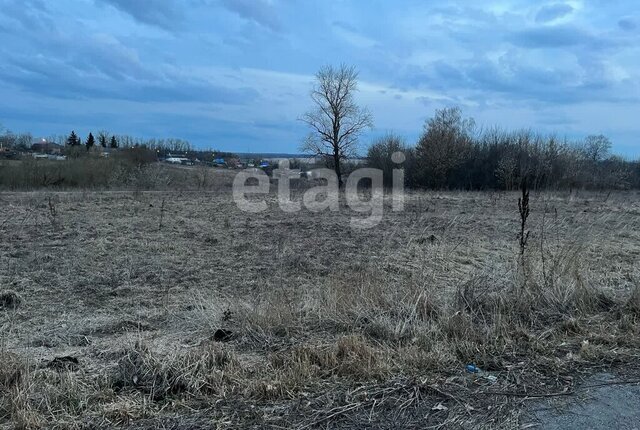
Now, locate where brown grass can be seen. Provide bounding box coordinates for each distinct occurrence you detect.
[1,177,639,428]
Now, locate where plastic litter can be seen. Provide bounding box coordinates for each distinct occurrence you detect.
[466,364,498,384]
[466,364,480,373]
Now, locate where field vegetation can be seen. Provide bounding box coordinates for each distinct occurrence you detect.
[1,168,639,428]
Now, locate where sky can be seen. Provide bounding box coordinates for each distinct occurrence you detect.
[0,0,639,156]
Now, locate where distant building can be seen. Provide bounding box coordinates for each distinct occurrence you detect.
[31,139,63,154]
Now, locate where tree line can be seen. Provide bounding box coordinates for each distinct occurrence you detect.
[0,124,194,156]
[62,130,193,154]
[367,107,639,190]
[300,64,638,191]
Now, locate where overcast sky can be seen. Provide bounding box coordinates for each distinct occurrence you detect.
[1,0,639,155]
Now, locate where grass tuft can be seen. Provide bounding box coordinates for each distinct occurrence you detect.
[0,290,23,310]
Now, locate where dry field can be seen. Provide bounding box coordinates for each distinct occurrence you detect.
[1,172,640,428]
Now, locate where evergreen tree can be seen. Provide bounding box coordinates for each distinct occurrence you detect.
[66,130,79,146]
[98,131,108,148]
[110,136,118,149]
[86,132,95,150]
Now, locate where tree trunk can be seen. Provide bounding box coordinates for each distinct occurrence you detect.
[333,151,343,188]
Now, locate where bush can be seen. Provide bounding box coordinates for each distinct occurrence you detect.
[367,133,410,187]
[117,147,157,167]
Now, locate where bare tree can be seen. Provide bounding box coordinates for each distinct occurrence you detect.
[367,133,409,186]
[583,134,611,162]
[582,134,612,188]
[300,64,373,186]
[415,107,474,188]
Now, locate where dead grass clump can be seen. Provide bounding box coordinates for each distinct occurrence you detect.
[270,335,387,382]
[399,341,458,372]
[179,343,240,394]
[414,291,442,322]
[0,353,34,427]
[441,246,636,377]
[232,264,443,350]
[3,381,44,430]
[0,290,23,310]
[334,335,383,378]
[0,352,26,390]
[360,317,402,343]
[455,247,618,332]
[237,286,308,344]
[578,339,614,362]
[29,371,101,423]
[454,275,504,321]
[559,317,582,334]
[573,283,617,314]
[2,363,107,428]
[113,343,171,400]
[113,341,240,400]
[287,345,337,370]
[307,268,442,344]
[625,284,640,316]
[442,311,476,341]
[617,313,639,333]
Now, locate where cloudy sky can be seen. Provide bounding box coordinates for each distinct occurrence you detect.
[0,0,639,155]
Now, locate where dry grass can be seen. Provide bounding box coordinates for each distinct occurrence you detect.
[1,175,640,428]
[0,290,22,310]
[0,158,238,191]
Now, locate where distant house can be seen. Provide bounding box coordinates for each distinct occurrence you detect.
[31,140,63,154]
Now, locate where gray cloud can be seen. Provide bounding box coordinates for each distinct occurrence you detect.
[96,0,184,31]
[0,0,54,31]
[393,47,636,108]
[220,0,282,32]
[0,51,259,104]
[510,25,594,48]
[0,1,247,103]
[618,18,637,31]
[461,54,636,105]
[535,4,573,23]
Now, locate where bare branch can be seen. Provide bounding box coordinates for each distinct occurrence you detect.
[299,64,373,185]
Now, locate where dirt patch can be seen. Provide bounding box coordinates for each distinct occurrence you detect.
[525,373,640,429]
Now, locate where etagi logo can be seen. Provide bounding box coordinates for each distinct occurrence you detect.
[233,153,406,229]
